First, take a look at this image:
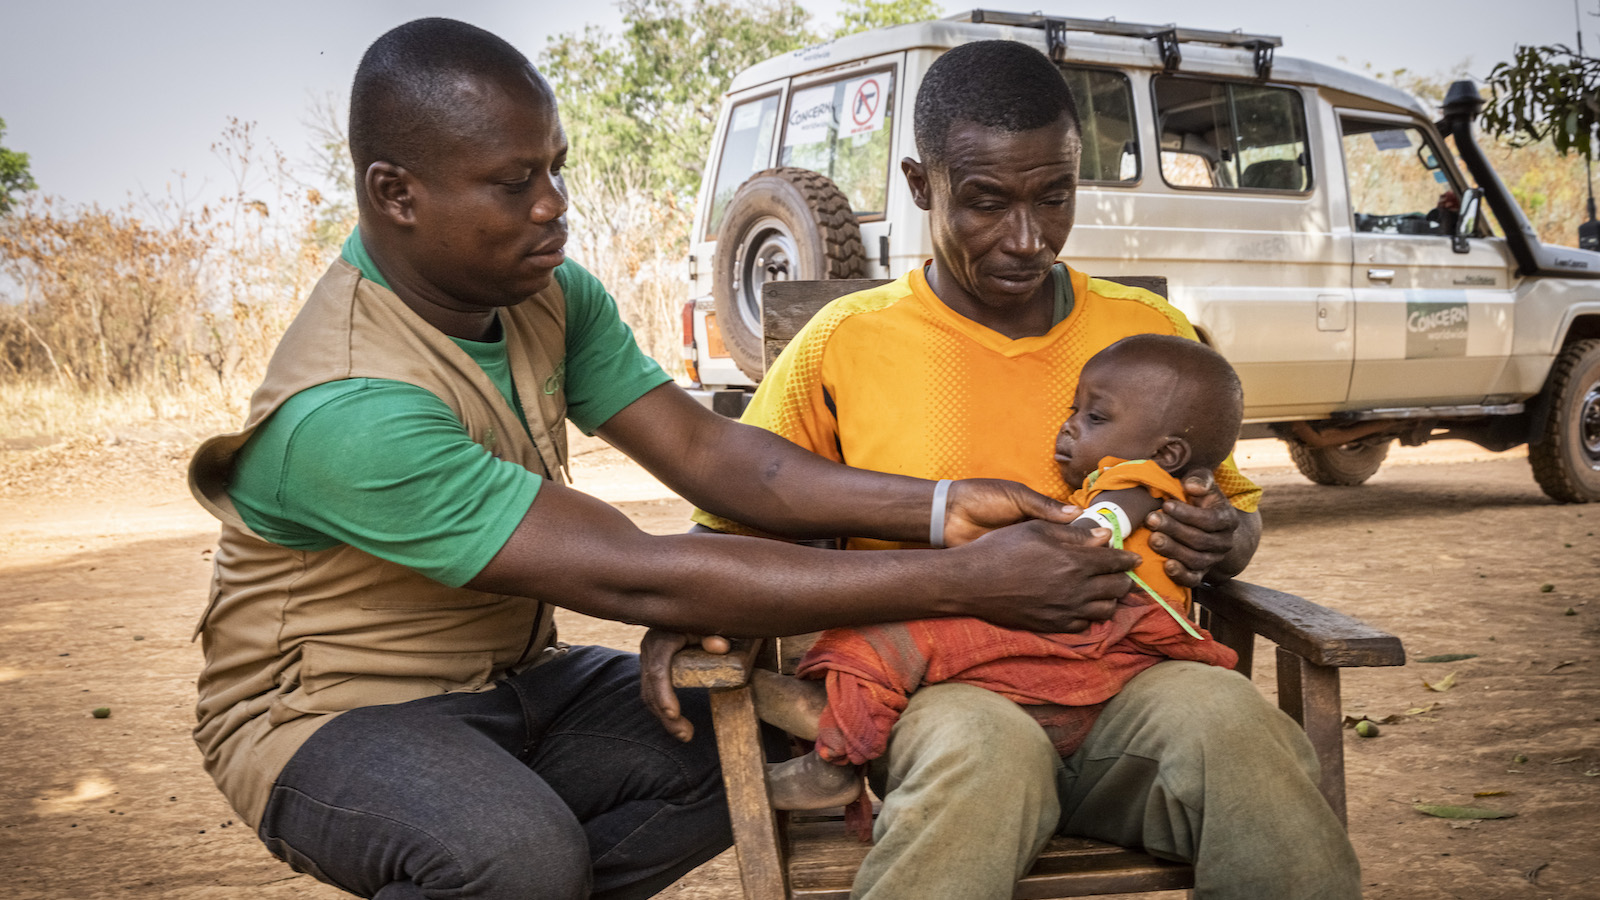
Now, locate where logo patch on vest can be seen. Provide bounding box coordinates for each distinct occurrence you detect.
[544,358,566,396]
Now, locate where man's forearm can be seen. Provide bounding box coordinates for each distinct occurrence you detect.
[532,530,966,636]
[599,385,939,543]
[468,480,1138,637]
[684,417,939,542]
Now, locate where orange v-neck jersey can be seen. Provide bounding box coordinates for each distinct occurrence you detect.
[694,265,1259,547]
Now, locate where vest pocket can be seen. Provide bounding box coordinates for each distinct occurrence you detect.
[270,640,496,720]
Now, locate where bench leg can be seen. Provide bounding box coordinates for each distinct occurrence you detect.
[1274,648,1347,828]
[711,685,788,900]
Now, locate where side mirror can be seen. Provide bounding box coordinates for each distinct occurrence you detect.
[1579,217,1600,251]
[1453,187,1483,253]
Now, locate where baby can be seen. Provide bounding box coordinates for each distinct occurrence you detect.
[757,333,1249,816]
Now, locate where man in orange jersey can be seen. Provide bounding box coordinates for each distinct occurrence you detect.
[673,40,1359,900]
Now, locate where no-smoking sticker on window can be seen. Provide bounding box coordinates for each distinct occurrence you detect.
[843,75,887,137]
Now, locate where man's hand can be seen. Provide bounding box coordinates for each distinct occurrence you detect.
[961,520,1137,632]
[639,629,730,742]
[943,478,1077,547]
[1144,470,1259,586]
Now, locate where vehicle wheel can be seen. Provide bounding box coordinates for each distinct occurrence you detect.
[1286,437,1392,486]
[1528,338,1600,503]
[712,168,866,381]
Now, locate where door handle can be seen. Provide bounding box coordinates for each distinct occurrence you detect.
[1367,268,1396,283]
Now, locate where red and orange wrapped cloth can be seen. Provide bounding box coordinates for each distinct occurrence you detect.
[795,459,1239,838]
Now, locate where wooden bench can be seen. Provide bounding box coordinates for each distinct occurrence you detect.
[672,278,1407,899]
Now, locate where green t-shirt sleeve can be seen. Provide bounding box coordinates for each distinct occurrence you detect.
[229,379,541,587]
[557,258,673,433]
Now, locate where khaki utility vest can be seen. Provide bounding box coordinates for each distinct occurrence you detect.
[188,259,568,827]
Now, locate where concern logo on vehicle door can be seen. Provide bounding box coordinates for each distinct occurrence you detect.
[1405,294,1468,358]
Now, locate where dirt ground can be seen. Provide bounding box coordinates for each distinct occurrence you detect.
[1,435,1596,899]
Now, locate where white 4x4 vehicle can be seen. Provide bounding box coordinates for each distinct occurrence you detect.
[681,10,1600,502]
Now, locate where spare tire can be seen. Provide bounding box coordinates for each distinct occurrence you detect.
[712,167,867,381]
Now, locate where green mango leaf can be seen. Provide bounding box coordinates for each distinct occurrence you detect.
[1414,803,1515,820]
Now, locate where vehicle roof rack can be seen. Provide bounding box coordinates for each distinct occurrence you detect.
[957,9,1281,78]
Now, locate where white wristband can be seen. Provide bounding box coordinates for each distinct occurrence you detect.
[1074,500,1132,539]
[930,479,953,548]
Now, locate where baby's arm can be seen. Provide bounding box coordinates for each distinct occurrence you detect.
[1074,483,1206,639]
[1071,485,1164,539]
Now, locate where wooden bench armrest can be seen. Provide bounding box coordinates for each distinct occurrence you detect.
[670,638,767,690]
[666,580,1407,690]
[1196,579,1406,668]
[1197,578,1405,827]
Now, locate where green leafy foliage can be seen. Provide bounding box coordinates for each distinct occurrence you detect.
[539,0,819,199]
[0,117,39,215]
[1483,43,1600,157]
[832,0,944,37]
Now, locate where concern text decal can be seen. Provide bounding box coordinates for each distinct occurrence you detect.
[1405,294,1468,358]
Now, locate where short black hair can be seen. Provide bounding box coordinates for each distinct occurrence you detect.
[914,40,1081,166]
[349,18,544,190]
[1092,334,1244,472]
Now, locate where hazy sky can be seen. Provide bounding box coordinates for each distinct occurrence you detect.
[0,0,1582,210]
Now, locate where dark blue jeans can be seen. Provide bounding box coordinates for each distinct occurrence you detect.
[257,645,731,899]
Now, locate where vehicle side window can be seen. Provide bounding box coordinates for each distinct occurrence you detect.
[1153,77,1310,192]
[1060,66,1138,183]
[706,93,781,240]
[1341,120,1461,236]
[779,69,895,217]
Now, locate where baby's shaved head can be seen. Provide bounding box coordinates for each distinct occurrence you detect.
[1086,335,1244,471]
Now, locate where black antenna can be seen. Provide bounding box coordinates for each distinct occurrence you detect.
[1578,0,1599,248]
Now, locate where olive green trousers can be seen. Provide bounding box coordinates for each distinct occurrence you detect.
[855,661,1361,900]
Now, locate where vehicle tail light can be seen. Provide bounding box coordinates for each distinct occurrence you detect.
[681,299,701,385]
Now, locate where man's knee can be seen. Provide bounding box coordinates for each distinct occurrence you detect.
[261,774,594,899]
[1178,664,1315,767]
[385,802,594,899]
[878,683,1058,801]
[1109,662,1309,749]
[857,684,1060,893]
[1081,661,1324,801]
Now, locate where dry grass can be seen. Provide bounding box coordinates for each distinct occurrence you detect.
[0,378,243,446]
[0,117,688,451]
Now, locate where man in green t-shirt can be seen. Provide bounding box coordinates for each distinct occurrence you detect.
[192,18,1159,900]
